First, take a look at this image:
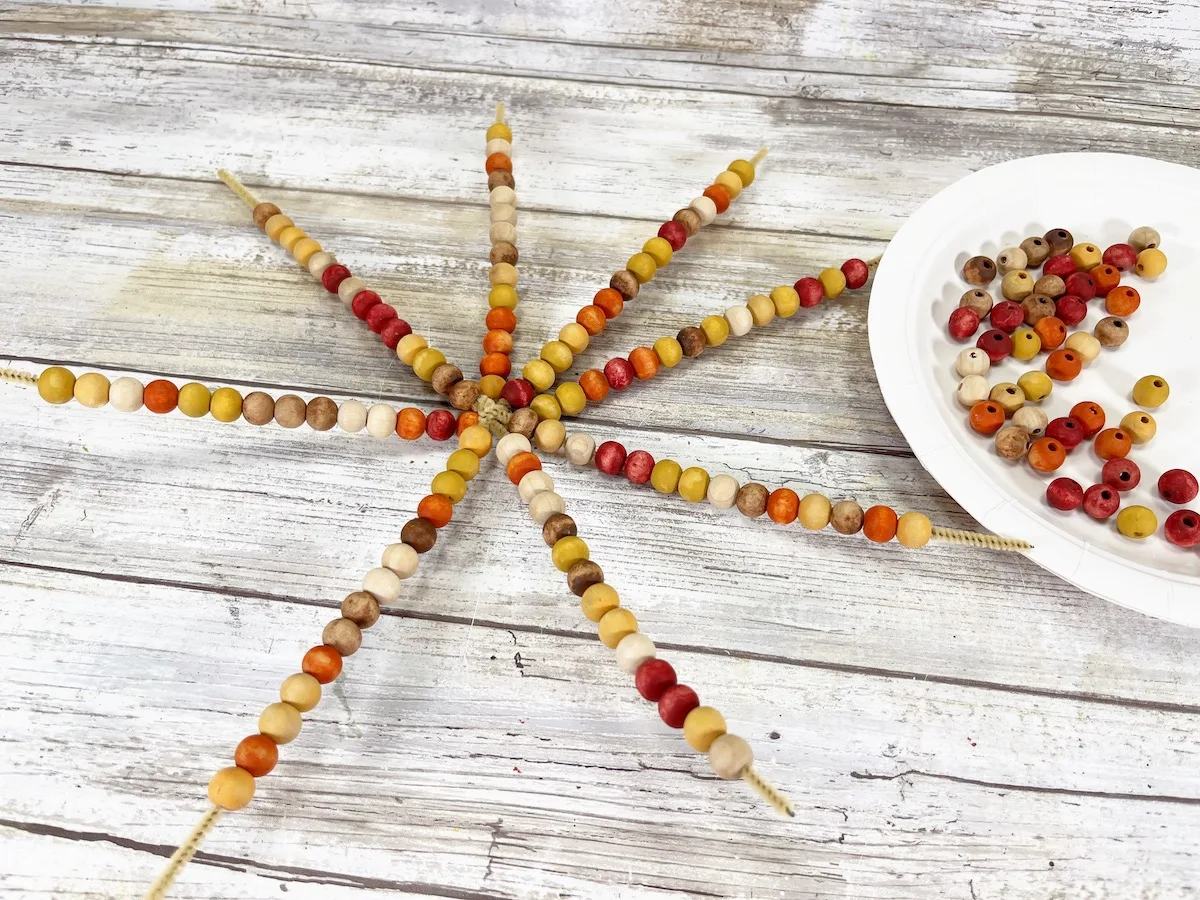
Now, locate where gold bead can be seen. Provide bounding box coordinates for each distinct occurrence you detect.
[208,766,256,810]
[683,706,727,752]
[258,701,302,744]
[279,672,322,712]
[72,372,110,408]
[597,608,638,648]
[37,366,75,404]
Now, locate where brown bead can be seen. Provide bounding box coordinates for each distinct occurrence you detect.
[489,242,518,266]
[566,559,604,597]
[1021,294,1056,326]
[958,289,993,318]
[341,591,381,629]
[677,326,706,358]
[673,208,703,237]
[1019,236,1050,267]
[242,391,275,426]
[542,513,577,547]
[961,255,997,286]
[994,425,1031,460]
[431,364,464,396]
[610,269,640,301]
[1094,316,1129,348]
[252,202,281,230]
[1033,274,1065,299]
[274,394,307,428]
[322,617,362,656]
[508,407,538,437]
[400,517,437,553]
[488,169,514,191]
[305,396,338,431]
[830,500,865,535]
[736,483,769,518]
[1043,228,1073,255]
[448,380,481,411]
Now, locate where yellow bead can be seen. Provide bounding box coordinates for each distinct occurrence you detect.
[486,122,512,142]
[490,262,518,286]
[551,536,589,572]
[683,706,727,752]
[653,337,683,368]
[279,672,322,712]
[396,333,428,365]
[37,366,75,404]
[651,460,683,494]
[798,493,832,530]
[277,226,306,252]
[264,214,293,240]
[1116,505,1157,540]
[555,381,587,416]
[770,285,800,318]
[1017,371,1052,402]
[989,382,1025,415]
[747,294,775,326]
[540,340,574,373]
[558,323,590,354]
[1132,375,1169,408]
[597,608,638,649]
[727,159,756,187]
[1120,411,1157,445]
[523,359,556,391]
[478,374,505,399]
[642,237,673,268]
[1069,242,1102,271]
[292,237,322,266]
[818,267,847,299]
[534,418,567,452]
[458,424,493,457]
[700,315,730,347]
[446,448,482,480]
[412,347,447,381]
[714,170,742,199]
[210,387,243,422]
[1011,327,1041,361]
[677,467,710,502]
[488,284,519,309]
[530,393,561,421]
[896,511,933,548]
[1064,331,1100,363]
[1135,248,1167,279]
[431,470,468,503]
[72,372,110,408]
[626,252,657,284]
[581,583,619,622]
[258,701,302,744]
[208,766,256,811]
[177,382,212,418]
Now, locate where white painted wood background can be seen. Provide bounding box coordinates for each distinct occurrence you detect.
[2,1,1199,897]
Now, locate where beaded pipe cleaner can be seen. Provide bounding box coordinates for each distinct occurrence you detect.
[480,103,521,381]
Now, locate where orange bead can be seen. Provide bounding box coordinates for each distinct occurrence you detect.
[863,506,899,543]
[703,184,731,214]
[482,329,514,354]
[486,307,518,332]
[1070,401,1106,438]
[1045,348,1082,381]
[969,400,1006,436]
[576,305,608,336]
[1105,286,1140,317]
[1089,263,1121,295]
[143,379,179,414]
[1094,427,1132,460]
[1028,437,1066,472]
[396,407,427,440]
[766,488,800,524]
[417,494,453,528]
[579,369,611,402]
[506,451,542,485]
[456,411,479,435]
[629,347,660,380]
[485,152,512,174]
[301,645,342,684]
[479,352,512,378]
[234,734,278,777]
[593,288,624,319]
[1033,316,1066,350]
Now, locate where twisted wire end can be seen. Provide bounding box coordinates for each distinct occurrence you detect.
[0,367,37,387]
[473,395,513,439]
[931,526,1031,553]
[216,169,259,208]
[742,766,795,818]
[144,805,223,900]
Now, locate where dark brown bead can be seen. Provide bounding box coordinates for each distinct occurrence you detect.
[508,407,538,437]
[305,396,338,431]
[677,326,706,358]
[252,202,281,230]
[488,170,514,191]
[274,394,307,429]
[566,559,604,597]
[341,591,381,629]
[542,513,577,548]
[958,289,993,318]
[1021,294,1056,326]
[1033,274,1065,299]
[489,242,518,266]
[673,208,702,237]
[431,364,463,396]
[448,380,481,411]
[1020,236,1050,267]
[736,483,769,518]
[830,500,864,535]
[994,426,1031,461]
[242,391,275,426]
[1094,316,1129,347]
[1043,228,1073,256]
[610,269,640,301]
[400,518,437,553]
[961,255,997,286]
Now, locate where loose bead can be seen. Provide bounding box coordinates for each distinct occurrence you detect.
[243,391,276,426]
[969,400,1006,436]
[863,506,898,542]
[1102,457,1141,491]
[110,376,144,413]
[678,467,710,503]
[724,305,753,337]
[962,255,997,285]
[996,247,1028,273]
[177,382,212,418]
[1069,401,1106,438]
[447,448,481,481]
[896,511,932,548]
[796,277,824,309]
[1020,236,1050,266]
[431,470,468,503]
[1132,375,1169,408]
[274,394,307,428]
[690,195,718,225]
[1164,510,1200,548]
[708,733,753,780]
[976,329,1012,364]
[1104,286,1140,317]
[1045,349,1082,382]
[629,346,660,379]
[948,307,981,341]
[651,459,683,494]
[842,258,870,289]
[280,672,322,712]
[1043,228,1074,255]
[306,251,336,280]
[653,337,683,368]
[1128,226,1161,253]
[770,285,800,318]
[676,326,707,358]
[496,432,532,465]
[830,499,864,534]
[1064,331,1101,363]
[700,315,730,347]
[1012,406,1049,437]
[635,658,677,701]
[529,491,567,525]
[614,633,657,675]
[1028,437,1066,472]
[989,383,1024,415]
[381,543,419,579]
[302,645,343,684]
[706,473,739,509]
[363,566,402,604]
[551,536,589,572]
[1159,469,1199,505]
[1046,477,1085,511]
[1033,274,1065,299]
[955,348,991,378]
[1120,411,1156,445]
[506,451,542,485]
[259,701,302,744]
[1135,248,1168,279]
[766,487,799,524]
[1083,484,1120,519]
[1069,242,1102,271]
[659,684,700,728]
[603,357,636,391]
[1103,243,1137,270]
[1055,295,1088,327]
[1094,428,1132,460]
[1090,264,1121,296]
[736,482,769,518]
[342,591,381,629]
[208,766,256,811]
[366,403,396,438]
[401,517,437,553]
[1021,295,1056,327]
[959,289,993,318]
[747,293,775,325]
[598,608,638,648]
[1000,270,1034,301]
[798,493,832,530]
[1093,317,1129,348]
[234,734,278,778]
[956,374,990,408]
[543,513,577,548]
[564,432,596,466]
[683,706,727,752]
[211,387,243,423]
[567,560,605,597]
[994,425,1031,460]
[1117,506,1158,540]
[1010,327,1040,362]
[989,300,1024,334]
[580,583,619,622]
[534,417,567,452]
[1017,371,1052,402]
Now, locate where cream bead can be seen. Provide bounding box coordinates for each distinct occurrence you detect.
[490,263,518,286]
[956,375,990,408]
[307,251,336,279]
[518,470,555,503]
[707,733,752,780]
[724,305,753,337]
[489,185,516,206]
[690,195,717,225]
[747,294,775,327]
[396,333,428,365]
[259,701,302,744]
[109,376,144,413]
[490,203,517,225]
[1012,405,1049,437]
[533,419,566,453]
[564,432,596,466]
[496,432,532,466]
[363,566,402,603]
[490,222,516,244]
[706,474,739,509]
[73,372,110,408]
[381,543,419,579]
[1064,331,1101,363]
[529,491,566,525]
[954,347,991,378]
[337,399,368,433]
[279,672,322,712]
[714,169,743,198]
[366,403,396,439]
[485,138,513,157]
[337,276,368,305]
[614,632,656,674]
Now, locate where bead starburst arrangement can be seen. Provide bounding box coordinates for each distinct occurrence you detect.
[1,105,1033,898]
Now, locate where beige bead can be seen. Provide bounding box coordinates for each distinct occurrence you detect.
[689,195,717,225]
[613,632,656,674]
[496,432,532,465]
[508,408,538,437]
[489,222,516,244]
[341,591,381,628]
[1012,405,1049,437]
[322,617,362,656]
[534,419,566,453]
[366,403,396,439]
[258,701,302,744]
[747,294,775,327]
[529,491,567,525]
[956,375,990,408]
[714,169,742,198]
[381,543,419,579]
[518,470,555,503]
[337,276,368,305]
[208,766,256,811]
[485,138,513,158]
[489,184,516,206]
[896,511,933,548]
[989,382,1025,415]
[73,372,110,408]
[1064,331,1101,363]
[363,566,402,603]
[724,305,753,337]
[830,499,864,535]
[1128,226,1160,253]
[490,262,518,286]
[307,251,337,279]
[490,203,517,225]
[279,672,322,712]
[707,733,753,780]
[109,376,144,413]
[337,399,368,433]
[706,474,740,509]
[558,323,589,354]
[995,247,1028,274]
[798,493,832,530]
[564,432,596,466]
[955,348,990,378]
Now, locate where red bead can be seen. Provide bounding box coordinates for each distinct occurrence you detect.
[603,357,636,391]
[1063,272,1097,302]
[623,449,655,484]
[1083,483,1121,520]
[1159,469,1199,505]
[1043,255,1076,278]
[425,409,456,441]
[635,659,677,701]
[976,328,1012,364]
[594,440,628,475]
[948,307,980,340]
[1103,243,1137,271]
[321,264,351,293]
[841,258,870,289]
[1101,457,1141,491]
[1054,295,1087,327]
[1164,510,1200,548]
[501,378,535,408]
[1046,477,1084,511]
[657,221,687,251]
[658,684,700,729]
[366,302,397,334]
[350,290,381,320]
[795,276,824,308]
[380,317,412,349]
[1045,416,1086,451]
[988,300,1024,333]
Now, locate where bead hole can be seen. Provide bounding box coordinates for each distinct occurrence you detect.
[1185,518,1197,527]
[1154,380,1162,387]
[1120,473,1130,481]
[1056,231,1067,237]
[1115,432,1125,440]
[1140,417,1149,423]
[1048,443,1058,451]
[1101,490,1111,499]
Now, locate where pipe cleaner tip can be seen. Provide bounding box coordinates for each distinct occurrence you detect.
[742,766,795,818]
[495,102,506,123]
[216,169,259,208]
[751,147,768,165]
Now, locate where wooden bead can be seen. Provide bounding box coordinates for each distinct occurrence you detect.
[706,474,739,509]
[336,276,367,305]
[363,566,402,603]
[996,247,1027,274]
[1043,228,1074,255]
[1017,371,1052,402]
[610,269,640,301]
[689,194,717,225]
[543,513,577,547]
[598,608,638,648]
[1021,294,1055,326]
[565,432,596,466]
[1000,269,1034,301]
[400,517,437,553]
[508,407,539,437]
[659,683,701,728]
[1094,316,1129,347]
[683,706,727,752]
[736,483,769,518]
[292,238,322,266]
[532,420,565,453]
[1019,236,1050,266]
[323,618,363,656]
[581,583,619,621]
[818,267,847,299]
[234,733,278,777]
[488,169,515,191]
[728,159,756,186]
[366,403,396,438]
[263,213,293,240]
[443,450,478,485]
[429,364,463,396]
[863,506,898,543]
[707,733,753,780]
[488,241,519,266]
[959,289,993,318]
[1128,226,1161,253]
[252,202,281,229]
[699,315,729,347]
[209,766,256,810]
[529,491,566,525]
[614,632,656,674]
[489,183,516,205]
[642,236,674,268]
[1012,406,1049,438]
[306,251,337,279]
[242,391,275,426]
[798,493,832,530]
[413,348,448,381]
[1064,331,1101,362]
[258,701,302,745]
[274,394,307,428]
[1132,375,1169,408]
[110,376,144,413]
[486,121,512,142]
[766,487,799,524]
[381,543,419,579]
[301,396,336,431]
[954,348,990,378]
[651,459,683,494]
[1069,242,1102,271]
[770,285,800,318]
[552,536,589,572]
[280,672,322,712]
[341,591,381,629]
[747,293,775,326]
[1120,411,1157,445]
[72,372,110,408]
[830,499,864,534]
[567,560,605,597]
[677,326,706,358]
[653,336,683,368]
[396,333,429,365]
[673,207,703,236]
[211,387,243,423]
[1033,274,1065,298]
[177,382,211,418]
[554,382,586,417]
[896,511,932,548]
[989,382,1025,415]
[678,467,710,503]
[626,252,657,284]
[1135,248,1167,279]
[506,451,542,485]
[448,382,482,413]
[961,255,996,285]
[1116,505,1157,540]
[302,645,342,683]
[956,375,990,408]
[724,305,753,337]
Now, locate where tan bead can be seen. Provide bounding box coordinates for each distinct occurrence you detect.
[746,294,775,327]
[280,672,322,712]
[683,706,727,752]
[208,766,256,810]
[1000,269,1034,301]
[110,377,144,413]
[490,204,517,226]
[1128,226,1160,253]
[958,289,993,318]
[1094,316,1129,347]
[1011,406,1049,437]
[489,242,518,266]
[1033,274,1065,299]
[707,733,753,780]
[448,379,481,411]
[305,397,338,431]
[73,372,110,408]
[673,207,703,237]
[242,391,275,426]
[534,419,566,452]
[489,184,516,205]
[258,701,302,744]
[431,364,464,396]
[830,500,864,535]
[274,394,307,428]
[989,382,1025,415]
[956,375,990,408]
[566,559,604,597]
[508,407,538,437]
[1064,331,1100,363]
[896,511,932,548]
[496,432,532,465]
[995,247,1027,274]
[736,483,769,518]
[1019,236,1050,267]
[994,426,1031,460]
[306,251,336,279]
[341,591,381,629]
[797,493,832,530]
[323,617,362,656]
[337,276,367,305]
[609,269,640,301]
[489,222,516,244]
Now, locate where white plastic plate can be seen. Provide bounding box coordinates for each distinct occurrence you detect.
[869,152,1200,626]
